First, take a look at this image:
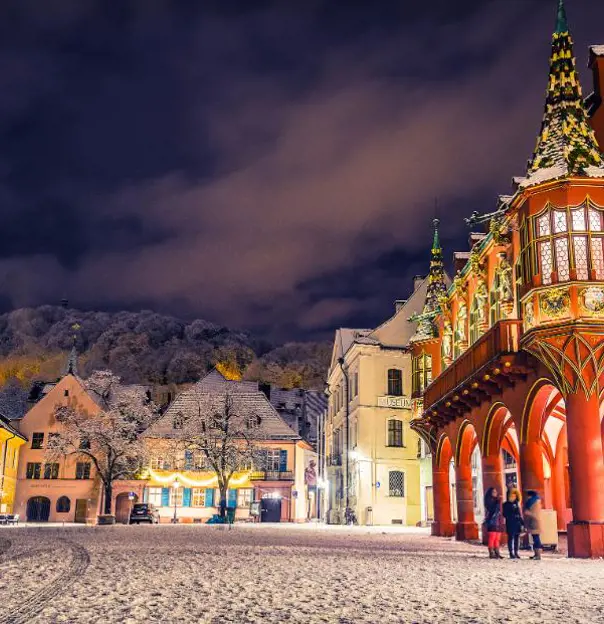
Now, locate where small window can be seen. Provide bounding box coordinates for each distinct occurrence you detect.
[26,462,41,479]
[75,462,91,480]
[31,433,44,449]
[79,437,90,450]
[387,369,403,396]
[191,488,206,507]
[387,419,404,447]
[150,457,165,470]
[56,496,71,513]
[147,487,163,507]
[173,413,184,430]
[389,471,405,497]
[44,463,59,480]
[237,488,254,508]
[64,389,69,397]
[247,415,261,429]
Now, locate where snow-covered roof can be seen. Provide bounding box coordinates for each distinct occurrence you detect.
[147,371,301,441]
[590,45,604,57]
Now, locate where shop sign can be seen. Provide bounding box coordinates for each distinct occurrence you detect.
[377,396,411,409]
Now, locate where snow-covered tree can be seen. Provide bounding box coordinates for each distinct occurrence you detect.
[47,370,159,516]
[174,390,261,517]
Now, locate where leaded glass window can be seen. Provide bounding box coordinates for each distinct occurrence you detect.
[539,241,553,285]
[573,236,588,279]
[555,238,570,281]
[589,208,602,231]
[537,214,551,236]
[592,238,604,279]
[571,209,586,231]
[554,210,567,233]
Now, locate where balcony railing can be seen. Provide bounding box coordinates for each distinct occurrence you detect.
[249,470,294,481]
[424,320,523,411]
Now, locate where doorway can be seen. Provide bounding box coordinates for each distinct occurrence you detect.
[115,493,137,524]
[260,497,282,522]
[74,499,88,523]
[26,497,51,522]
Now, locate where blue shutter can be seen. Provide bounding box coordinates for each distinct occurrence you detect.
[205,488,214,507]
[184,450,193,470]
[161,488,170,507]
[279,450,288,472]
[183,488,192,507]
[228,489,237,508]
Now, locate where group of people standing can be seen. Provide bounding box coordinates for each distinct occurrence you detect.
[483,487,543,560]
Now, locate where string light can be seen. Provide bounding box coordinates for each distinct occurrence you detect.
[145,468,252,488]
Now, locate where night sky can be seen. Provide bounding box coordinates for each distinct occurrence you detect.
[0,0,603,340]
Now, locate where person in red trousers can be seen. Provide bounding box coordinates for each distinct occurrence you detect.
[484,487,503,559]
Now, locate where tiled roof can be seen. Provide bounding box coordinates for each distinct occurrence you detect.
[146,371,300,441]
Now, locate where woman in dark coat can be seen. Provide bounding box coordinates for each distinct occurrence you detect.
[502,487,524,559]
[484,487,503,559]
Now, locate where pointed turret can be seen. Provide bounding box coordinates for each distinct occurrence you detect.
[410,219,448,342]
[64,345,78,376]
[521,0,604,188]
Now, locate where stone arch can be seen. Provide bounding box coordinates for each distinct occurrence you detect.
[435,433,453,470]
[481,402,510,457]
[520,378,560,444]
[454,420,478,468]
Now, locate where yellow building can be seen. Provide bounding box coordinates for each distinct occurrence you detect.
[325,278,435,526]
[0,413,26,514]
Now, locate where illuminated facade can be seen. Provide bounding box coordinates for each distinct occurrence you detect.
[0,414,26,514]
[143,370,316,523]
[412,1,604,557]
[325,279,437,527]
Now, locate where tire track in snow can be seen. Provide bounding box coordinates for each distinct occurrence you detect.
[0,540,90,624]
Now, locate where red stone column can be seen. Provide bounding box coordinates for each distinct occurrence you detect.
[565,391,604,558]
[552,430,569,531]
[431,460,455,537]
[481,453,504,544]
[519,441,545,501]
[455,462,478,541]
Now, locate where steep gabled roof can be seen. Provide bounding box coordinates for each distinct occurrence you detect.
[146,370,300,441]
[518,0,604,189]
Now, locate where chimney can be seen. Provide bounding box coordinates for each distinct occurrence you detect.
[413,275,424,291]
[395,300,407,313]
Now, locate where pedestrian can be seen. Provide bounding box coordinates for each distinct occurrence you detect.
[484,487,503,559]
[523,490,543,560]
[502,487,524,559]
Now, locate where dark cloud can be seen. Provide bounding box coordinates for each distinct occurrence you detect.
[0,0,602,339]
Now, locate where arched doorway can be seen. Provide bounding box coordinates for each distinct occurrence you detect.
[56,496,71,514]
[115,492,138,524]
[27,497,51,522]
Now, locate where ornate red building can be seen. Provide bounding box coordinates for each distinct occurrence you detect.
[411,1,604,558]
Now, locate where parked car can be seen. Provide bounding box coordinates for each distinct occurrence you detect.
[129,504,160,524]
[0,514,19,525]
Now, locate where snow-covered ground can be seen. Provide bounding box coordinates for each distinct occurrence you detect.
[0,524,603,623]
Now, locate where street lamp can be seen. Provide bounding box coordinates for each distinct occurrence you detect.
[172,477,180,524]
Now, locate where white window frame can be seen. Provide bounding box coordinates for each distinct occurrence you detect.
[148,487,163,507]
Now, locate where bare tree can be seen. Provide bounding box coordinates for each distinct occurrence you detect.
[174,389,261,518]
[47,370,159,517]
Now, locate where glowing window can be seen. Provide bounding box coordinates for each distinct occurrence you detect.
[592,237,604,279]
[539,241,553,285]
[553,211,567,233]
[537,214,551,236]
[589,208,603,231]
[571,209,586,231]
[573,236,589,279]
[555,238,570,281]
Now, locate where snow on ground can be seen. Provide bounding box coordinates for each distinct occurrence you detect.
[0,524,603,624]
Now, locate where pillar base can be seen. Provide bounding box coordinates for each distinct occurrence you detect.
[431,521,455,537]
[455,521,479,541]
[568,522,604,558]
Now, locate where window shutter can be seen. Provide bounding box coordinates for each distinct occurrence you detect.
[205,488,215,507]
[279,450,288,472]
[228,489,237,508]
[161,488,170,507]
[143,488,149,503]
[183,488,192,507]
[184,450,193,470]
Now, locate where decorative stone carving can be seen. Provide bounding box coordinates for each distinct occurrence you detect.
[523,298,536,330]
[580,286,604,315]
[453,272,468,297]
[442,320,453,366]
[475,281,489,327]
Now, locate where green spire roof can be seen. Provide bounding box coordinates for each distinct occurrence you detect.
[522,0,604,187]
[409,219,448,342]
[555,0,568,34]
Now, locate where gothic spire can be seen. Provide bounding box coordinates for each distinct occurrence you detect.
[522,0,604,187]
[409,219,448,342]
[63,323,80,377]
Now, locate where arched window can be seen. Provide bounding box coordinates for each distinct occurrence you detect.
[56,496,71,513]
[387,419,404,447]
[387,369,403,396]
[532,202,604,285]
